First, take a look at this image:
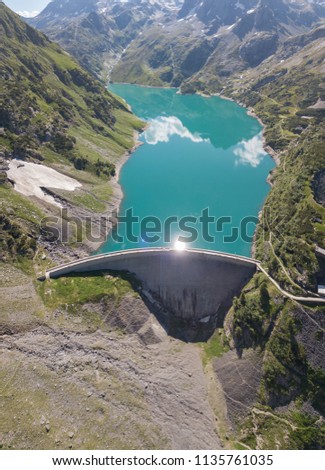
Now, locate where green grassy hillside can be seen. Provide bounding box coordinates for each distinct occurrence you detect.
[0,3,143,261]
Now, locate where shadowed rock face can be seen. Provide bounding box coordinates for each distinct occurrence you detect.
[47,249,257,341]
[239,32,279,67]
[214,349,263,425]
[312,169,325,207]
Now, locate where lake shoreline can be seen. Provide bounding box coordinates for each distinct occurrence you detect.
[110,81,178,90]
[195,89,279,260]
[196,90,281,167]
[91,130,144,255]
[111,83,280,166]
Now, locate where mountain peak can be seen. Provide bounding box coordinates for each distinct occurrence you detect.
[32,0,183,20]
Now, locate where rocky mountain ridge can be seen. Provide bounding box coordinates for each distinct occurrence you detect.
[111,0,325,86]
[27,0,182,77]
[26,0,325,83]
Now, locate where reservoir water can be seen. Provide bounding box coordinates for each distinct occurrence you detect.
[99,85,275,257]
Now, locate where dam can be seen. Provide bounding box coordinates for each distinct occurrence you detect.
[45,248,258,340]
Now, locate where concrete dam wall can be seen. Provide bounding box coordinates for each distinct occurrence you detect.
[46,249,257,340]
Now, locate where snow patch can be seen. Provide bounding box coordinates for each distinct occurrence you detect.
[17,10,39,18]
[7,160,82,207]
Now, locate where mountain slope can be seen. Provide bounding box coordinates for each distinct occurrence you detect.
[223,30,325,289]
[0,2,142,260]
[27,0,182,78]
[112,0,325,86]
[208,7,325,449]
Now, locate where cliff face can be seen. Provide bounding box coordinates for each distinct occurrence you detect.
[239,32,279,67]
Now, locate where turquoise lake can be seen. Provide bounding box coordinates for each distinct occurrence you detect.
[98,84,275,257]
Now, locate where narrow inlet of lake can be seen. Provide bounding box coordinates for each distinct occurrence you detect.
[98,85,275,257]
